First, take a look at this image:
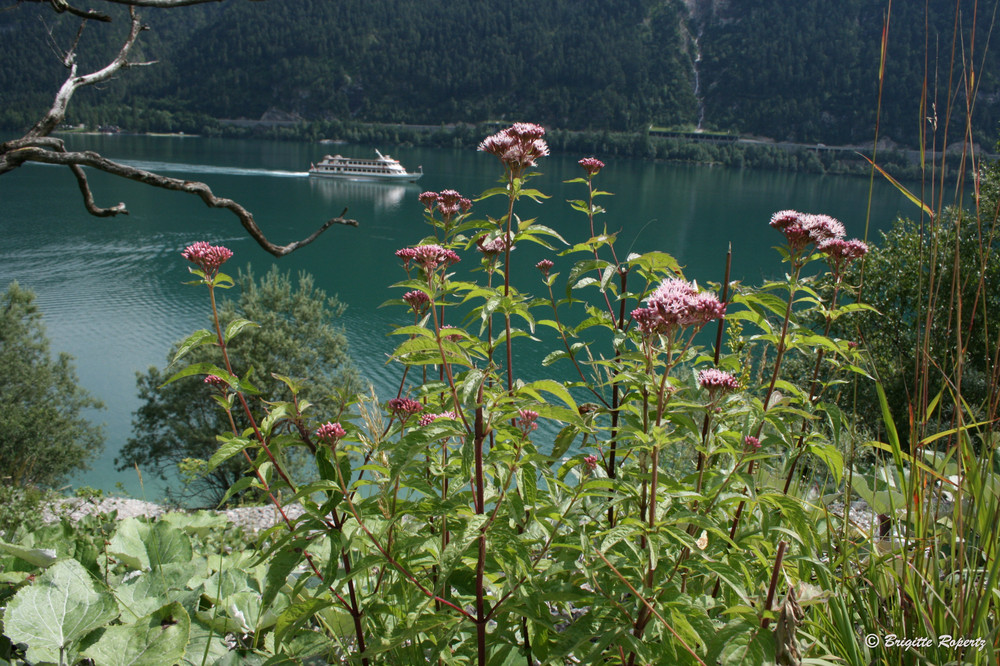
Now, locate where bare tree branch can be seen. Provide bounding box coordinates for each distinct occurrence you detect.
[2,0,359,257]
[27,7,145,138]
[92,0,230,8]
[3,143,359,256]
[43,0,113,22]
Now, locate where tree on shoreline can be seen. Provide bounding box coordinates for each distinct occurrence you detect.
[0,282,104,487]
[0,0,357,257]
[117,266,359,506]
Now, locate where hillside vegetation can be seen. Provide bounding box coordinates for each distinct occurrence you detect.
[2,0,999,147]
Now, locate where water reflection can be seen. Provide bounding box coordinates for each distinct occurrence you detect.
[308,177,414,212]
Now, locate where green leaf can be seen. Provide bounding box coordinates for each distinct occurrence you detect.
[0,537,58,568]
[160,511,228,536]
[115,565,198,623]
[627,251,682,276]
[3,558,119,665]
[262,548,303,610]
[224,317,258,343]
[807,442,845,485]
[273,598,334,648]
[217,476,255,507]
[82,602,190,666]
[108,519,193,571]
[522,379,578,410]
[160,362,232,388]
[207,435,254,472]
[171,329,217,364]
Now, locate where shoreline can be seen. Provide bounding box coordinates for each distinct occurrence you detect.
[40,496,305,533]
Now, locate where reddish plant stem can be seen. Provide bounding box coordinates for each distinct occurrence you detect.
[473,393,488,666]
[592,547,707,666]
[695,246,732,495]
[607,267,629,527]
[724,263,802,541]
[330,447,476,621]
[760,540,788,629]
[502,175,517,393]
[205,280,369,662]
[782,279,843,495]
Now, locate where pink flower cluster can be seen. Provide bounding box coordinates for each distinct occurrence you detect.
[583,455,599,472]
[478,123,550,172]
[316,422,346,442]
[419,190,472,219]
[698,368,739,394]
[204,375,228,389]
[818,238,868,276]
[403,290,430,312]
[181,242,233,275]
[769,210,846,253]
[578,157,605,176]
[631,278,726,336]
[536,259,554,276]
[517,409,539,433]
[418,411,457,427]
[396,245,461,272]
[744,435,761,451]
[388,397,424,418]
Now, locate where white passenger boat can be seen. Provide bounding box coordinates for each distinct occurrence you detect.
[308,149,423,181]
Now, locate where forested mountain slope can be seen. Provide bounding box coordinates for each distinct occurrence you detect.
[1,0,997,147]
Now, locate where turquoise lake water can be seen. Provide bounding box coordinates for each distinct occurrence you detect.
[0,134,931,500]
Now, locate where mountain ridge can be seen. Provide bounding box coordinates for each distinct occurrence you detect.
[0,0,996,148]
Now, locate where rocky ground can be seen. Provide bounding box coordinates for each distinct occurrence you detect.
[41,497,307,533]
[42,495,924,541]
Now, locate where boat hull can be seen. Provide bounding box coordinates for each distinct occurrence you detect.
[308,170,422,182]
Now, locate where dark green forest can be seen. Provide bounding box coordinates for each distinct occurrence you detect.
[1,0,998,148]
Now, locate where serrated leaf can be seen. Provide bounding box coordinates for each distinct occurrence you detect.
[224,317,259,343]
[207,435,254,472]
[273,599,334,648]
[161,362,232,388]
[3,558,119,665]
[171,329,217,364]
[807,442,845,485]
[115,565,198,622]
[160,511,228,536]
[262,549,303,610]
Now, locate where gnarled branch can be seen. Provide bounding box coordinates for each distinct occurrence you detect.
[3,143,358,256]
[3,0,358,257]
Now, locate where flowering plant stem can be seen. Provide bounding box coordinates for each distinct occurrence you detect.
[199,269,372,663]
[723,260,804,553]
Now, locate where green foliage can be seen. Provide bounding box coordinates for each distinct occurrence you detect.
[4,558,119,664]
[90,130,882,664]
[0,282,104,488]
[5,122,999,664]
[700,0,1000,146]
[0,486,54,539]
[0,509,290,666]
[837,206,1000,443]
[117,266,358,506]
[3,0,996,146]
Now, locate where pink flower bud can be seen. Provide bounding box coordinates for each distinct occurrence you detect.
[182,242,233,275]
[578,157,605,176]
[316,422,346,443]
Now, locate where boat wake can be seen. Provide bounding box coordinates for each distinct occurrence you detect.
[118,159,309,178]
